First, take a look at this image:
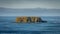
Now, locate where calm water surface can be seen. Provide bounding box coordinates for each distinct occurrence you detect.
[0,16,60,34]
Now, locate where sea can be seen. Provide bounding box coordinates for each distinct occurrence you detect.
[0,16,60,34]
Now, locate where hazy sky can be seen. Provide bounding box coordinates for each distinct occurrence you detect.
[0,0,60,16]
[0,0,60,9]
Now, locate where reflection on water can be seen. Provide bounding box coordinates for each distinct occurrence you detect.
[0,16,60,34]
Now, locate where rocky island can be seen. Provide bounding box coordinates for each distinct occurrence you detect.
[16,16,47,23]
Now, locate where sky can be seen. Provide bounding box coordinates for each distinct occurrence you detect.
[0,0,60,9]
[0,0,60,16]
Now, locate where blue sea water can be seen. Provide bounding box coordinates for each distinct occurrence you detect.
[0,16,60,34]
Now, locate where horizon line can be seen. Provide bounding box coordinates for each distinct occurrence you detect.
[0,7,60,9]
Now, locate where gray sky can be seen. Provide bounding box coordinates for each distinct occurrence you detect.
[0,0,60,9]
[0,0,60,16]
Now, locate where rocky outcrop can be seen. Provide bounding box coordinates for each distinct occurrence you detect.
[16,16,43,23]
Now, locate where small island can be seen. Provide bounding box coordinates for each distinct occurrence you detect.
[16,16,47,23]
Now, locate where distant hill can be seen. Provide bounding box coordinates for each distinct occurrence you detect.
[0,7,60,16]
